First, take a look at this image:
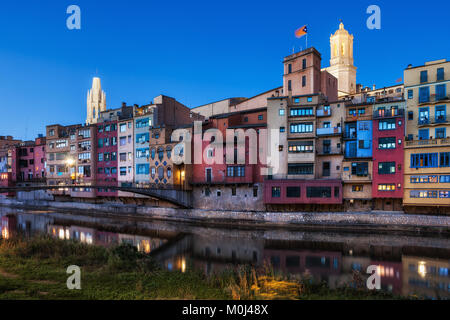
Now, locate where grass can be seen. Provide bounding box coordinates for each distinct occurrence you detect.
[0,236,404,300]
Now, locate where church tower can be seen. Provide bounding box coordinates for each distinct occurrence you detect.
[324,22,357,97]
[86,77,106,125]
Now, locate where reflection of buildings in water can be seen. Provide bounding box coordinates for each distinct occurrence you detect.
[1,215,16,239]
[117,234,167,254]
[70,226,94,244]
[95,231,119,248]
[192,236,264,275]
[263,249,342,284]
[327,256,372,289]
[48,225,71,241]
[370,260,402,294]
[16,213,53,236]
[402,255,450,299]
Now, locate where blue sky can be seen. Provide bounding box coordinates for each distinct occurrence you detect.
[0,0,448,140]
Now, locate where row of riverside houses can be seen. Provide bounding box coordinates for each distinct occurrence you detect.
[0,22,449,214]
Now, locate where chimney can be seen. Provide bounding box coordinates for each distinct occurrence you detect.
[372,84,376,91]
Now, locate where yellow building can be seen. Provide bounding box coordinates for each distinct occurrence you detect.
[403,59,450,214]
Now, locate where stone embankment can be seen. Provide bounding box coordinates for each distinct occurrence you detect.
[0,197,449,235]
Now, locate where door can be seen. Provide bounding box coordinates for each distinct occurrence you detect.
[206,168,212,183]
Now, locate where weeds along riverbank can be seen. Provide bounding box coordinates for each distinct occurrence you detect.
[0,236,410,300]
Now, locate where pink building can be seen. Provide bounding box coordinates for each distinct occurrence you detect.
[9,136,46,183]
[96,120,118,197]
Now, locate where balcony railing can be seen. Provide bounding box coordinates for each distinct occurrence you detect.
[316,108,331,117]
[316,147,343,155]
[405,138,450,147]
[343,131,357,139]
[316,127,341,136]
[373,109,404,119]
[417,116,448,126]
[342,173,372,181]
[419,95,449,104]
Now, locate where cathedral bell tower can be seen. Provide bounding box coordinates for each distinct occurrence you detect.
[86,77,106,125]
[324,22,357,97]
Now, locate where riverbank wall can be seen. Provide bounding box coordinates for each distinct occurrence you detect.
[1,196,449,235]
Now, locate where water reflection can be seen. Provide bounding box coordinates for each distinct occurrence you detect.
[0,209,449,299]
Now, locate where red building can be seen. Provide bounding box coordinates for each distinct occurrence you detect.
[0,172,15,197]
[9,136,46,183]
[264,179,343,206]
[96,120,118,197]
[372,102,405,211]
[191,108,267,211]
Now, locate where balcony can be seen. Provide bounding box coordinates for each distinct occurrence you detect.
[316,147,343,156]
[418,95,450,105]
[373,109,404,119]
[405,138,450,148]
[316,127,341,136]
[316,108,331,117]
[343,131,357,139]
[342,173,372,182]
[417,116,448,126]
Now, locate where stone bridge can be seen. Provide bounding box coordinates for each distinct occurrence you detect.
[0,184,192,208]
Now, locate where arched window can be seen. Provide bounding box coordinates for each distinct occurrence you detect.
[151,167,156,178]
[167,167,172,178]
[158,148,164,161]
[151,148,155,160]
[166,146,172,159]
[158,167,164,179]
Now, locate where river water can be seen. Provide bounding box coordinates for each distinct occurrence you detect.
[1,206,449,299]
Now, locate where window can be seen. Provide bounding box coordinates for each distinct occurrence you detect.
[288,64,292,73]
[408,111,414,120]
[437,68,444,81]
[151,167,156,178]
[419,86,430,103]
[436,105,446,122]
[136,148,149,158]
[410,153,438,168]
[286,186,300,198]
[436,128,446,139]
[410,190,438,198]
[120,167,126,176]
[136,133,149,144]
[407,90,413,99]
[226,166,245,177]
[280,127,285,133]
[288,140,313,153]
[302,58,306,69]
[279,109,285,116]
[167,167,172,178]
[306,187,331,198]
[136,118,150,128]
[440,152,450,167]
[378,162,396,174]
[258,114,263,120]
[379,119,396,130]
[358,140,370,149]
[136,164,149,175]
[378,184,396,191]
[290,107,313,116]
[420,70,428,83]
[158,167,164,179]
[379,137,396,149]
[120,136,126,146]
[231,186,236,196]
[352,185,363,192]
[290,122,313,133]
[111,152,117,161]
[351,162,368,176]
[120,123,127,132]
[288,163,314,175]
[158,148,164,161]
[436,84,446,100]
[288,80,292,91]
[410,175,438,183]
[358,108,366,115]
[302,75,306,87]
[272,187,281,198]
[253,186,258,197]
[307,97,312,102]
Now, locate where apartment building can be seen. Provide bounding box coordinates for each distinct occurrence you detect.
[134,105,152,186]
[8,136,46,183]
[342,102,373,211]
[46,124,79,190]
[264,47,343,211]
[403,59,450,214]
[191,108,266,211]
[0,136,22,173]
[372,101,406,211]
[117,105,135,197]
[96,120,118,197]
[70,125,97,198]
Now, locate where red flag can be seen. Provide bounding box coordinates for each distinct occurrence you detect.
[295,25,308,38]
